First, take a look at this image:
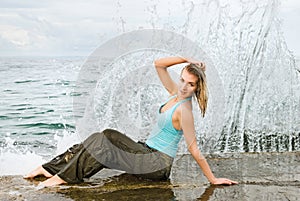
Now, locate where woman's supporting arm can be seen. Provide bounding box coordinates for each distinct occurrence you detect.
[180,103,238,185]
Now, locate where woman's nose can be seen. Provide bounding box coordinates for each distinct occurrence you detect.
[181,83,188,90]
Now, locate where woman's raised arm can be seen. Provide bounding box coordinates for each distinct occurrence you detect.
[154,56,187,95]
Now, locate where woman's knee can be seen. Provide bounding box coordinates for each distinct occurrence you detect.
[88,129,118,139]
[102,129,122,140]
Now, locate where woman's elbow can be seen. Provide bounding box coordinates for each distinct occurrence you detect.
[154,60,160,68]
[154,59,166,68]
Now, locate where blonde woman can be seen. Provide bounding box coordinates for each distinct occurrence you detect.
[25,56,237,186]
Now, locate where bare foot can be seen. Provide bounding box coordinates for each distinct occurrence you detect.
[23,166,53,179]
[39,175,66,187]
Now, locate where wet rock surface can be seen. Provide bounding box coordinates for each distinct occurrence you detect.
[1,152,299,201]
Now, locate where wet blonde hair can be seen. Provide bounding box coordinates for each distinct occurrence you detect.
[182,63,208,117]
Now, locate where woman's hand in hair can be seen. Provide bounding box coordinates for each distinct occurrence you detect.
[185,58,206,71]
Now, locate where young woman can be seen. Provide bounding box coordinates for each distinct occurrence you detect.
[24,56,237,186]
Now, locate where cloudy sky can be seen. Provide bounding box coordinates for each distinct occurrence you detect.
[0,0,299,57]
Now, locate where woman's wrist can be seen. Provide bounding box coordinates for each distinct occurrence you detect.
[208,176,217,184]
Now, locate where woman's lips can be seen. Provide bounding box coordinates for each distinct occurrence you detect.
[180,90,186,95]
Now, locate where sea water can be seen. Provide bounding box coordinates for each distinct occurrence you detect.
[0,57,82,175]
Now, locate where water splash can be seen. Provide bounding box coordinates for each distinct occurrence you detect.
[78,0,300,153]
[0,133,45,175]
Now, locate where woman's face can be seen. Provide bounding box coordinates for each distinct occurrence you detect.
[178,69,198,99]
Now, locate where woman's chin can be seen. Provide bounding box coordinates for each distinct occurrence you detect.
[178,91,190,99]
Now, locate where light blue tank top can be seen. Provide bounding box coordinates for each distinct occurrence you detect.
[146,95,192,157]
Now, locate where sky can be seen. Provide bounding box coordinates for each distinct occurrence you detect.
[278,0,300,57]
[0,0,299,57]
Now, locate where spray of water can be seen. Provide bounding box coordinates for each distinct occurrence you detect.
[75,0,300,153]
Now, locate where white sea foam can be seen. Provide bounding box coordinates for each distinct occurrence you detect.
[0,130,80,176]
[0,151,46,176]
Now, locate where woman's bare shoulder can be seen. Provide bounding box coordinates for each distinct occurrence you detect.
[176,100,193,115]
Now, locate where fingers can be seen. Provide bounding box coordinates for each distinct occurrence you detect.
[185,58,206,71]
[225,179,237,185]
[199,62,206,71]
[212,178,238,185]
[230,180,238,184]
[194,61,206,71]
[223,178,238,185]
[185,57,206,71]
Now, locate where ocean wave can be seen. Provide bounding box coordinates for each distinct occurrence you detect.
[14,80,42,84]
[15,123,75,129]
[0,115,37,120]
[15,107,37,111]
[33,109,54,114]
